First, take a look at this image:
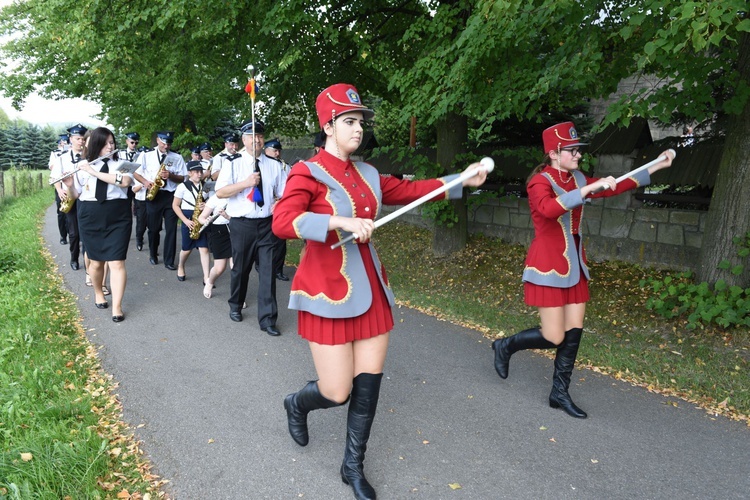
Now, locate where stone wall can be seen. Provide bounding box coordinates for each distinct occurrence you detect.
[381,193,706,272]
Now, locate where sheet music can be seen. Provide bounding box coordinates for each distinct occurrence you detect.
[116,161,140,174]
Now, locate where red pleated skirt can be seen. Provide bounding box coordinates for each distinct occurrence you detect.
[297,245,394,345]
[524,276,590,307]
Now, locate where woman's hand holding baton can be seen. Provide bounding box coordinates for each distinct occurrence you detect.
[590,149,676,194]
[331,157,494,249]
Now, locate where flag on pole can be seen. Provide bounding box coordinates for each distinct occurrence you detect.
[245,78,257,100]
[247,184,263,203]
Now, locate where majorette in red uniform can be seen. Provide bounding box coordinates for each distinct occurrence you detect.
[272,149,463,343]
[492,121,673,420]
[273,83,487,499]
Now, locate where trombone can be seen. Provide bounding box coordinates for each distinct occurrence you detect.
[48,150,118,185]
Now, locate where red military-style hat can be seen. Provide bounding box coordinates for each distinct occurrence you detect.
[315,83,374,128]
[542,121,587,154]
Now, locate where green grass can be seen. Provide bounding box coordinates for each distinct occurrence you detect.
[0,191,161,499]
[0,167,48,201]
[287,225,750,423]
[2,192,747,496]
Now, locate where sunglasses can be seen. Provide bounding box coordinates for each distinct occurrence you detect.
[562,148,581,156]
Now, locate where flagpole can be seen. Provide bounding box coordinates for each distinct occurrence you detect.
[247,65,257,171]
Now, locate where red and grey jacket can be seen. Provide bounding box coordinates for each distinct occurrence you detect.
[272,149,462,318]
[522,166,650,288]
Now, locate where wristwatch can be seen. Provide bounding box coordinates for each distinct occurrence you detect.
[115,173,123,185]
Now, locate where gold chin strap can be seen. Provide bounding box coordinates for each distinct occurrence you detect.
[331,110,342,160]
[555,129,574,142]
[326,92,366,111]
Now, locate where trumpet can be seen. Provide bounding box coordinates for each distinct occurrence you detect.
[48,150,118,185]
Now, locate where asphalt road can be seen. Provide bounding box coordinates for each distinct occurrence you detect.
[43,205,750,499]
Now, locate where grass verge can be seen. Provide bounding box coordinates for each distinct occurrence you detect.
[287,223,749,424]
[0,191,165,498]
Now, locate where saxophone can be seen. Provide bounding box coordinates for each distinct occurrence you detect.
[146,159,167,201]
[189,185,204,240]
[58,154,77,213]
[59,184,76,213]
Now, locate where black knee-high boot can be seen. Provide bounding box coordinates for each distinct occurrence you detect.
[341,372,382,500]
[549,328,587,419]
[284,380,346,446]
[492,327,557,379]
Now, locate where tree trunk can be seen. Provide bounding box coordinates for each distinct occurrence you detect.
[431,112,468,257]
[698,32,750,287]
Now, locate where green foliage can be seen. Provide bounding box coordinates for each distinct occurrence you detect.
[604,0,750,129]
[3,165,44,198]
[0,122,57,170]
[0,191,155,496]
[641,232,750,329]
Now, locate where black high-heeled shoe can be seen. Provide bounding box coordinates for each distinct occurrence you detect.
[95,302,109,309]
[112,315,124,323]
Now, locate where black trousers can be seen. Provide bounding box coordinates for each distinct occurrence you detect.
[146,190,177,266]
[134,199,147,246]
[66,202,80,262]
[228,216,277,329]
[272,233,287,276]
[54,188,68,239]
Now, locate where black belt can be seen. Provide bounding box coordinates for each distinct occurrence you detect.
[237,215,271,221]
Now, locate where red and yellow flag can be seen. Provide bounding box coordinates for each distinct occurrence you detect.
[245,78,256,100]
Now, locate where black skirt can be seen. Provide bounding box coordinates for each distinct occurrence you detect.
[207,223,232,259]
[180,209,208,251]
[77,199,132,261]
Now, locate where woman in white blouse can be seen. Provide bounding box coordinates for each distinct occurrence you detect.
[63,127,133,322]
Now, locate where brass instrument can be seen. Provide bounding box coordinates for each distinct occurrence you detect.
[189,185,204,240]
[59,184,76,213]
[146,159,167,201]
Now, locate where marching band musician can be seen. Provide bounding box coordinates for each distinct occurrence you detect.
[211,133,241,181]
[61,126,134,322]
[491,121,674,419]
[120,132,142,245]
[190,146,201,162]
[172,161,210,284]
[264,137,290,281]
[131,178,148,252]
[131,142,153,252]
[49,133,70,245]
[215,120,286,335]
[133,131,187,270]
[272,83,488,499]
[199,142,213,177]
[120,132,141,163]
[197,194,232,299]
[51,124,88,271]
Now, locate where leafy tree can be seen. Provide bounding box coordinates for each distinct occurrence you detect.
[602,1,750,287]
[2,0,748,277]
[0,0,266,146]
